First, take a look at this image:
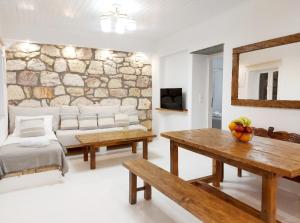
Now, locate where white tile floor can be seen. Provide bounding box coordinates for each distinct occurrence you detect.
[0,138,300,223]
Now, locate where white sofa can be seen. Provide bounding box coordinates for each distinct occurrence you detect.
[56,105,147,148]
[9,104,147,149]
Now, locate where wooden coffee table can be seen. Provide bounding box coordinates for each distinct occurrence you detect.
[76,130,155,169]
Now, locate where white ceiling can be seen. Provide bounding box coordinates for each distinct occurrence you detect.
[0,0,247,52]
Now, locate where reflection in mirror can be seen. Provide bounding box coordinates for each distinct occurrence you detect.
[238,42,300,100]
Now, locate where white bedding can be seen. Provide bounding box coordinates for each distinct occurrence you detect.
[3,131,58,147]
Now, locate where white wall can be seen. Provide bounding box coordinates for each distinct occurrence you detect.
[153,50,192,133]
[0,47,8,145]
[152,0,300,193]
[153,0,300,134]
[191,54,209,129]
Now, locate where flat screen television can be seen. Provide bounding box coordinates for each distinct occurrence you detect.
[160,88,183,110]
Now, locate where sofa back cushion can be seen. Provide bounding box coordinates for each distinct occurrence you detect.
[98,113,115,129]
[115,113,129,127]
[60,106,79,115]
[9,106,60,133]
[78,114,98,130]
[79,105,120,115]
[128,111,139,125]
[60,114,79,130]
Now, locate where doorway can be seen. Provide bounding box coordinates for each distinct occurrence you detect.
[209,54,223,129]
[191,44,224,129]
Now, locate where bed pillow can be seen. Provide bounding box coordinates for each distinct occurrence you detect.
[9,106,60,133]
[13,115,53,137]
[98,114,115,129]
[19,118,46,138]
[60,114,78,130]
[78,114,98,130]
[115,113,129,127]
[128,111,140,125]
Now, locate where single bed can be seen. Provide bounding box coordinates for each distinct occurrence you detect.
[0,106,69,179]
[0,132,68,179]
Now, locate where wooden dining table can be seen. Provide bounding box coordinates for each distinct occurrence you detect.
[161,128,300,223]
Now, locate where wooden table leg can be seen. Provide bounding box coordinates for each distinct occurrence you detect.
[144,182,152,200]
[261,173,278,223]
[142,139,148,160]
[220,161,224,182]
[170,140,178,176]
[132,142,137,154]
[83,146,89,162]
[238,168,242,177]
[129,172,137,204]
[212,159,223,188]
[90,145,96,170]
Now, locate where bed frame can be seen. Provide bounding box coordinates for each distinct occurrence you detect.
[1,165,62,179]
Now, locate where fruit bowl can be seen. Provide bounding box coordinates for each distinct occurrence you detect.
[228,117,253,143]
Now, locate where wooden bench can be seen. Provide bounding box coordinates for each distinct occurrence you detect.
[123,159,263,223]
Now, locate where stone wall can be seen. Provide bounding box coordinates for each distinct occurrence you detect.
[6,42,152,129]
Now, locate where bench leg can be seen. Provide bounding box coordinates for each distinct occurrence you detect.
[132,142,137,154]
[238,168,242,177]
[129,172,137,205]
[144,182,152,200]
[83,146,89,162]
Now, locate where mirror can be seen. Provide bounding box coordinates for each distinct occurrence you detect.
[238,42,300,100]
[231,33,300,109]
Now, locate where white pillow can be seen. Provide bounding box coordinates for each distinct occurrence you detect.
[13,115,53,136]
[115,113,129,127]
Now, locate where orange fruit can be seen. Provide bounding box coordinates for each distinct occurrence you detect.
[228,122,237,131]
[231,130,242,139]
[239,133,253,143]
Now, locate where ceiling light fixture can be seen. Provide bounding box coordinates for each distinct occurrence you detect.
[100,4,136,34]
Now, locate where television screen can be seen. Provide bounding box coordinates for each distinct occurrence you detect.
[160,88,183,110]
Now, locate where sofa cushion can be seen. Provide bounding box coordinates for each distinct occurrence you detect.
[128,111,139,125]
[60,114,78,130]
[79,105,119,115]
[98,114,115,129]
[115,113,129,127]
[19,118,46,138]
[9,106,60,133]
[56,127,123,147]
[127,124,148,131]
[78,114,98,130]
[56,125,147,147]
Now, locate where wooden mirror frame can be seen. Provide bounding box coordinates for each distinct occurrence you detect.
[231,33,300,109]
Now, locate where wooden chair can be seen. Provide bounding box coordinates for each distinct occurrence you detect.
[237,127,300,182]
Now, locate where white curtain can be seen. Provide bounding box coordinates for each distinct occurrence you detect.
[0,47,6,116]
